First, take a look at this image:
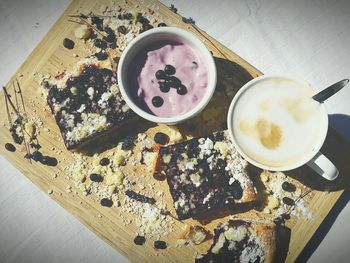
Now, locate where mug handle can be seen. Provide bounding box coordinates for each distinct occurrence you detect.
[306,152,338,180]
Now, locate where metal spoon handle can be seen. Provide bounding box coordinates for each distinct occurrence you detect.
[312,79,349,103]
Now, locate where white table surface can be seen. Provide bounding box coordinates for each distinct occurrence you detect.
[1,0,350,262]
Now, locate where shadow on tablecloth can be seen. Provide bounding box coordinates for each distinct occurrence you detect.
[296,114,350,261]
[329,114,350,141]
[296,186,350,262]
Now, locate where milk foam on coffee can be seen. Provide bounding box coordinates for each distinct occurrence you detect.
[232,77,325,168]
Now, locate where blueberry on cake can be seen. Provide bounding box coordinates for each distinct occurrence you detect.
[44,58,135,150]
[195,219,277,263]
[157,130,257,220]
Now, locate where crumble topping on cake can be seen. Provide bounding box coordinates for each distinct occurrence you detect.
[158,130,257,220]
[43,58,135,149]
[260,171,313,219]
[196,219,277,263]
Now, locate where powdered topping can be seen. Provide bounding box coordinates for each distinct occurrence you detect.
[198,137,214,158]
[122,198,175,238]
[240,233,265,263]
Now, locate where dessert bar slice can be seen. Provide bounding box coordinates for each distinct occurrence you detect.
[44,57,135,150]
[196,219,277,263]
[158,130,257,220]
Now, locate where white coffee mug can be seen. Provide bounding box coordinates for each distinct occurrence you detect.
[227,75,338,180]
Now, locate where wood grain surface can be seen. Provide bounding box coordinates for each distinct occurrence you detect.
[1,0,349,262]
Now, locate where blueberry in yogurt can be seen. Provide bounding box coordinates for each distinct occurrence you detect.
[152,96,164,107]
[164,64,176,75]
[129,41,208,117]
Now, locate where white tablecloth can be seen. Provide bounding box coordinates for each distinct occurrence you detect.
[1,0,349,262]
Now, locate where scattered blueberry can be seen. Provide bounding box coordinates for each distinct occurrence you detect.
[282,197,295,206]
[40,156,58,166]
[134,235,146,245]
[93,38,108,49]
[136,14,149,24]
[152,96,164,107]
[282,181,296,192]
[31,151,43,161]
[99,157,110,166]
[100,198,113,207]
[5,143,16,152]
[124,13,133,20]
[155,70,166,80]
[158,22,167,27]
[153,172,166,181]
[164,65,176,75]
[63,38,75,49]
[94,51,108,61]
[154,240,167,249]
[90,173,103,182]
[139,23,153,33]
[154,132,169,145]
[117,25,127,34]
[176,85,187,95]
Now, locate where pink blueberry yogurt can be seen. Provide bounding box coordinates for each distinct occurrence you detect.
[129,41,208,117]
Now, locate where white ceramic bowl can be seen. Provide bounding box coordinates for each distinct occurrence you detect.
[117,27,217,124]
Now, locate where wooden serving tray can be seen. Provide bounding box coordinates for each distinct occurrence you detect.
[1,0,349,262]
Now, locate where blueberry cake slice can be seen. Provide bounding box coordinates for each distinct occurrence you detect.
[158,130,257,220]
[44,57,135,150]
[196,219,276,263]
